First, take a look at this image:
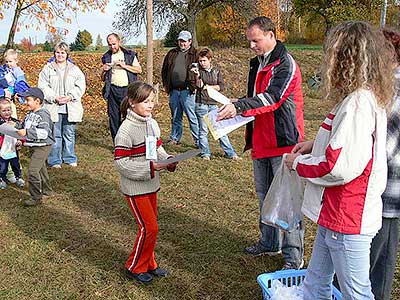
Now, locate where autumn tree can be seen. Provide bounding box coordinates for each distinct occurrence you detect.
[19,37,34,52]
[46,28,66,49]
[113,0,257,47]
[292,0,382,34]
[1,0,108,51]
[95,34,103,50]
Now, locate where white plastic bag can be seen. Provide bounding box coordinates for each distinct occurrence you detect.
[0,135,17,160]
[261,155,305,232]
[270,279,303,300]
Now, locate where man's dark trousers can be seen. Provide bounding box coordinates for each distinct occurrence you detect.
[108,84,128,143]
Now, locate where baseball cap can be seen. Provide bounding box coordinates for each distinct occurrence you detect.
[177,31,192,41]
[20,87,44,101]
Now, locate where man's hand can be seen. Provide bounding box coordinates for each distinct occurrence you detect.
[17,129,27,137]
[217,103,237,121]
[102,63,112,71]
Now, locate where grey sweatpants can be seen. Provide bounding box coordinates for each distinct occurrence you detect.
[28,145,52,201]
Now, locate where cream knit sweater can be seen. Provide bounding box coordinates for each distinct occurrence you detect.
[114,109,170,196]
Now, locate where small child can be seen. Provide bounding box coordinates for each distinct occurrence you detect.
[114,81,177,284]
[0,98,24,189]
[192,47,240,161]
[1,49,30,184]
[1,49,30,110]
[17,87,55,206]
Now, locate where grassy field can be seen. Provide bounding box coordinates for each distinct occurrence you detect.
[0,48,398,300]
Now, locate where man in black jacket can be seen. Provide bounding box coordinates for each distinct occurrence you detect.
[161,31,199,146]
[101,33,142,143]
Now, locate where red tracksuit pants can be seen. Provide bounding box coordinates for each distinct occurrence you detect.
[125,192,158,274]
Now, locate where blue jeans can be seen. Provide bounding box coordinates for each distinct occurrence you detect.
[253,156,304,266]
[169,89,199,145]
[195,103,237,158]
[0,155,22,180]
[48,113,77,166]
[303,225,375,300]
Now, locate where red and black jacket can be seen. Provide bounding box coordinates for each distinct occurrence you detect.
[234,41,304,159]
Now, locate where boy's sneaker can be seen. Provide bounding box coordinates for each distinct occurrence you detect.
[51,164,61,168]
[68,162,77,167]
[148,267,169,277]
[0,179,7,189]
[15,178,25,187]
[6,175,16,184]
[244,242,282,257]
[282,259,304,270]
[23,198,41,206]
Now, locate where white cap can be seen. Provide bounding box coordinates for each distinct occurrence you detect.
[177,31,192,41]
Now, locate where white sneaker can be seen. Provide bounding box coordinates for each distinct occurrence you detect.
[6,175,16,184]
[0,179,7,189]
[15,178,25,187]
[68,162,77,167]
[51,164,62,168]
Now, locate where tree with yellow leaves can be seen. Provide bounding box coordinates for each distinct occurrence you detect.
[1,0,108,51]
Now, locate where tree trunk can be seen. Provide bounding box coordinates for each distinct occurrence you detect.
[146,0,153,85]
[6,0,24,51]
[380,0,388,28]
[187,13,198,48]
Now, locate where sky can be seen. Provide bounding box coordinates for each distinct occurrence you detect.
[0,0,156,46]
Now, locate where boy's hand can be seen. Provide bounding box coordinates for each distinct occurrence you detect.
[7,120,16,127]
[15,140,22,150]
[17,129,27,136]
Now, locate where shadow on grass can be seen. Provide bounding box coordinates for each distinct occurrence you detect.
[0,163,282,300]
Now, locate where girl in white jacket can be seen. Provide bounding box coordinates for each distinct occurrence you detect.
[286,21,395,300]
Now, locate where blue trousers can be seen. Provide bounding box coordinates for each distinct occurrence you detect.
[0,155,21,180]
[253,156,304,266]
[168,89,199,145]
[195,103,237,158]
[303,226,375,300]
[48,113,77,166]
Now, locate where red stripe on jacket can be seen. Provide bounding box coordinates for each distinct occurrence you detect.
[318,158,373,234]
[114,139,163,160]
[296,145,342,178]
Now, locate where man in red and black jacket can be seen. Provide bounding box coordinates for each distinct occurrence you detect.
[218,16,305,270]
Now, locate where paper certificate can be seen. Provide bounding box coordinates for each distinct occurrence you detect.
[0,123,23,140]
[203,109,254,140]
[205,86,231,105]
[157,149,201,165]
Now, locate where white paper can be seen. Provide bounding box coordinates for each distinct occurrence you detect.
[157,149,201,164]
[203,109,254,140]
[0,123,24,140]
[205,86,231,105]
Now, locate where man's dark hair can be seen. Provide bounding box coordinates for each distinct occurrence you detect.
[248,16,276,36]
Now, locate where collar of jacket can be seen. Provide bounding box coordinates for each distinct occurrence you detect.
[250,40,286,69]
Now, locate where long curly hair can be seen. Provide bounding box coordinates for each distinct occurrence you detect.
[321,21,395,108]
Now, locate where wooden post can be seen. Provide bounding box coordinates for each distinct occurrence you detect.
[146,0,153,86]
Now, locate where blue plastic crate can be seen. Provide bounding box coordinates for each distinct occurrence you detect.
[257,269,342,300]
